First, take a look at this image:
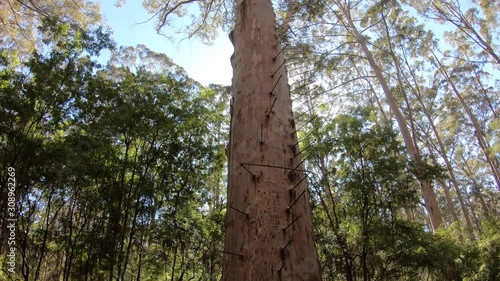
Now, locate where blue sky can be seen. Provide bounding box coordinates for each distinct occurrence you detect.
[99,1,233,86]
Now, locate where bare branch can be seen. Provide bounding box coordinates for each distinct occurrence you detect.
[157,0,200,31]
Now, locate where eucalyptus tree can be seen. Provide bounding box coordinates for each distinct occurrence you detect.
[129,0,323,279]
[397,0,500,192]
[286,0,445,230]
[1,17,230,280]
[403,0,500,65]
[0,0,102,61]
[364,2,478,233]
[0,20,113,280]
[426,47,500,191]
[304,107,473,281]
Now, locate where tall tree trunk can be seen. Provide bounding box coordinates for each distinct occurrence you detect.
[428,47,500,191]
[333,1,442,230]
[63,195,76,281]
[393,33,474,233]
[34,189,57,281]
[222,0,321,280]
[460,156,491,222]
[427,124,474,233]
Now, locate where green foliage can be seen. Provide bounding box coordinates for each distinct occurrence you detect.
[309,107,500,281]
[474,220,500,280]
[2,1,499,280]
[0,0,103,62]
[0,18,227,281]
[407,157,446,182]
[311,108,420,280]
[130,0,234,43]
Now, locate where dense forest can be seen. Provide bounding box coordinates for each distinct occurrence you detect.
[1,0,499,281]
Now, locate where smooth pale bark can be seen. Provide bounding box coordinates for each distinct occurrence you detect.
[460,156,492,221]
[428,47,500,191]
[430,0,500,65]
[222,1,321,280]
[397,44,474,232]
[437,177,466,244]
[334,2,443,230]
[428,122,474,232]
[439,179,460,223]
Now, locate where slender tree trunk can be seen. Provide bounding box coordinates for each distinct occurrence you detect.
[439,179,460,224]
[84,243,91,281]
[117,144,139,281]
[222,0,321,280]
[171,246,177,281]
[475,190,490,220]
[463,189,482,232]
[122,149,156,281]
[34,189,58,281]
[316,158,353,281]
[432,0,500,65]
[334,1,442,230]
[428,47,500,190]
[136,249,143,281]
[467,55,499,119]
[351,59,390,124]
[460,156,491,221]
[394,33,474,233]
[63,190,81,281]
[427,125,474,232]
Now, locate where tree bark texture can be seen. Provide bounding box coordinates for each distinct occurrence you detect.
[222,0,322,280]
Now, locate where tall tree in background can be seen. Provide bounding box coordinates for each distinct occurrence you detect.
[404,0,500,65]
[0,0,101,60]
[308,0,443,230]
